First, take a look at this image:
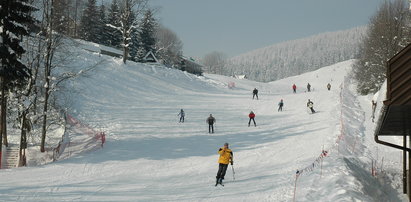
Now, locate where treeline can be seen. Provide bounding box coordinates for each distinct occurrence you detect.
[353,0,411,95]
[51,0,183,66]
[203,27,366,82]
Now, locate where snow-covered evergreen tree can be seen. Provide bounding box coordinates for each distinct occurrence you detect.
[79,0,99,43]
[97,4,110,46]
[52,0,71,35]
[0,0,37,147]
[107,0,122,48]
[135,44,146,62]
[138,10,157,57]
[108,0,148,64]
[127,9,139,61]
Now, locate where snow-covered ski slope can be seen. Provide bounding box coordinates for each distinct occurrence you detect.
[0,48,404,201]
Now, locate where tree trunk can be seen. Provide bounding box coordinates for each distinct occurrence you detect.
[41,0,53,152]
[74,0,79,37]
[19,110,28,166]
[1,80,7,147]
[0,78,3,168]
[40,70,50,153]
[123,46,129,64]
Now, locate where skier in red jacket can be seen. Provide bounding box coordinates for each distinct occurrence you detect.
[292,84,297,93]
[248,111,256,127]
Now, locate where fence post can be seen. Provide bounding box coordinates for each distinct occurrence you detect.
[320,146,324,178]
[293,171,300,202]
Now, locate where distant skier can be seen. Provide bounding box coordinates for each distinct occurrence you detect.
[292,84,297,93]
[216,143,233,186]
[248,111,256,127]
[278,99,284,112]
[178,109,185,123]
[252,88,259,100]
[307,83,311,92]
[327,83,331,91]
[207,114,216,133]
[307,99,315,113]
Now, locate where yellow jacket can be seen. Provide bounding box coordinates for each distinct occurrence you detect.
[218,148,233,165]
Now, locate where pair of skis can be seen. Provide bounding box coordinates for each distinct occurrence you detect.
[215,180,224,187]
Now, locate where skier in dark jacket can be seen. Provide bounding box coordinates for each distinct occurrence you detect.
[248,111,256,127]
[207,114,216,133]
[307,83,311,92]
[178,109,185,123]
[292,84,297,93]
[252,88,259,100]
[216,143,233,186]
[307,99,315,113]
[278,99,284,112]
[327,83,331,91]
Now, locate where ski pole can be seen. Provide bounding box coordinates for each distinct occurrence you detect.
[231,164,235,181]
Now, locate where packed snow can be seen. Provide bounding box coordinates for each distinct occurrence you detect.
[0,45,406,201]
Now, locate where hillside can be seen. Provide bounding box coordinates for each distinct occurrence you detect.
[0,41,406,201]
[223,26,366,82]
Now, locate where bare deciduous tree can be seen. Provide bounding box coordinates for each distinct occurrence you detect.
[155,25,183,68]
[353,0,411,94]
[202,51,227,74]
[108,0,148,64]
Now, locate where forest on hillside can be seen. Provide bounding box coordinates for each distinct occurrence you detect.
[219,27,366,82]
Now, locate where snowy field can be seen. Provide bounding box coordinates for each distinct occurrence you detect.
[0,47,406,201]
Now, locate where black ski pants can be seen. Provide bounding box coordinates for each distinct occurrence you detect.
[253,93,258,100]
[216,163,229,180]
[179,116,184,123]
[209,124,214,133]
[278,105,283,112]
[309,107,315,113]
[248,118,256,126]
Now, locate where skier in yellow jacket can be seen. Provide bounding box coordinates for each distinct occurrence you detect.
[216,143,233,186]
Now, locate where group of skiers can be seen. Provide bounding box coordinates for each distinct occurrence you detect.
[176,82,334,186]
[292,83,332,93]
[178,111,256,133]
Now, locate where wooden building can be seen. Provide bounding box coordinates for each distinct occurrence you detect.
[375,43,411,196]
[180,57,204,76]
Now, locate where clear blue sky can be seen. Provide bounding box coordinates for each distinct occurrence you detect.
[149,0,387,58]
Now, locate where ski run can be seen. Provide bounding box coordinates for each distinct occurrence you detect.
[0,42,406,201]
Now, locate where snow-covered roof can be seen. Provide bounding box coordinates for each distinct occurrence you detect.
[143,51,159,63]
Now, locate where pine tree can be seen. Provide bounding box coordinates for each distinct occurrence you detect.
[107,0,122,48]
[139,10,157,57]
[79,0,99,43]
[135,45,146,62]
[0,0,36,150]
[52,0,70,35]
[128,10,139,61]
[97,4,109,46]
